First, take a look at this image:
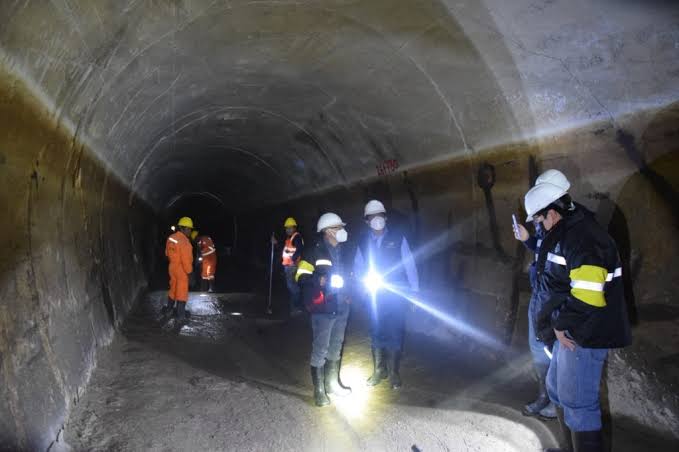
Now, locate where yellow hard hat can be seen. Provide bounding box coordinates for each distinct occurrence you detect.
[190,230,199,240]
[284,217,298,228]
[177,217,194,228]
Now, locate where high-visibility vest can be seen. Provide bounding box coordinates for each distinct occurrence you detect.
[282,232,302,266]
[197,236,216,257]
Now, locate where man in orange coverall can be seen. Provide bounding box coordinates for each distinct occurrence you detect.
[196,234,217,292]
[163,216,194,320]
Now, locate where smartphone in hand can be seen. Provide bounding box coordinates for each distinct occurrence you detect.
[512,214,521,240]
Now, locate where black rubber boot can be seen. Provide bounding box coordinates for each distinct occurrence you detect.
[311,366,330,407]
[200,279,208,292]
[387,350,402,389]
[161,298,175,314]
[366,348,388,386]
[573,430,602,452]
[208,280,215,293]
[523,362,550,417]
[324,360,351,397]
[176,302,187,321]
[545,406,573,452]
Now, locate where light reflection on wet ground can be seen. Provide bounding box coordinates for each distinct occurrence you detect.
[68,290,563,451]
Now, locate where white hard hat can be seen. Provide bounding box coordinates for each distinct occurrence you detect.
[524,182,568,221]
[364,200,386,217]
[317,212,346,232]
[535,169,571,192]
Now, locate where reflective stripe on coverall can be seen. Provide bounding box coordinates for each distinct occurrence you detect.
[197,236,217,280]
[166,231,193,302]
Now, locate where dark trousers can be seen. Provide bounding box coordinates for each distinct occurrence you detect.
[370,295,406,351]
[283,265,300,310]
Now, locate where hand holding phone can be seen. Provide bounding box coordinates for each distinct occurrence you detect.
[512,214,520,239]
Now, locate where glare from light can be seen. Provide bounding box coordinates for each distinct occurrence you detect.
[363,269,384,295]
[330,364,371,421]
[170,225,176,231]
[360,236,506,351]
[383,285,504,350]
[330,274,345,289]
[200,293,208,297]
[229,312,243,316]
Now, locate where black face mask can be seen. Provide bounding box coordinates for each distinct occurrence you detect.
[534,221,546,239]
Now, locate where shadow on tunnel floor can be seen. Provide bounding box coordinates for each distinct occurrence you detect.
[64,289,679,451]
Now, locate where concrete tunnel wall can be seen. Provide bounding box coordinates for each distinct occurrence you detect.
[0,0,678,450]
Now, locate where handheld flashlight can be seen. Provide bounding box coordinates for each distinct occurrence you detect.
[330,274,345,289]
[363,270,384,294]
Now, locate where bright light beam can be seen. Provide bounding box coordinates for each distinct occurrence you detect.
[383,285,505,351]
[330,274,345,289]
[379,229,453,281]
[330,364,372,421]
[363,269,384,295]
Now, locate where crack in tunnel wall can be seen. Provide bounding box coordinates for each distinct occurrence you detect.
[0,70,154,451]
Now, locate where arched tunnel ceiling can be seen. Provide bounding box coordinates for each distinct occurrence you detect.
[1,0,678,210]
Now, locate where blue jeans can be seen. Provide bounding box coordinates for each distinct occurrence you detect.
[546,340,608,431]
[283,265,300,309]
[528,294,551,367]
[370,294,406,351]
[310,306,350,367]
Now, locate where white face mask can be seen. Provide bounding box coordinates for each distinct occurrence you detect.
[334,228,348,243]
[369,216,386,231]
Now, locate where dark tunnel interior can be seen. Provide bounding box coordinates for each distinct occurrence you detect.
[1,1,679,451]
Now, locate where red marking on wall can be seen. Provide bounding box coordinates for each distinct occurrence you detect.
[376,159,399,176]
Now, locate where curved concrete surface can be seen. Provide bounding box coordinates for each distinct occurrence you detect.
[1,1,678,450]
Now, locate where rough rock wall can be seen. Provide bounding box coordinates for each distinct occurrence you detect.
[0,71,153,451]
[241,103,679,439]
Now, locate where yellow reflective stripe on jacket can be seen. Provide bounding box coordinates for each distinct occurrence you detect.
[569,265,608,307]
[295,260,315,282]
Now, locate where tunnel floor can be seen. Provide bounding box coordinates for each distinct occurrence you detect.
[63,291,668,451]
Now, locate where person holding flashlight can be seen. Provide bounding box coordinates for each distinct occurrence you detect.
[354,200,419,390]
[296,212,353,407]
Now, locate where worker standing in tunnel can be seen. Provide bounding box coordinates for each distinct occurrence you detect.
[513,170,574,421]
[354,200,419,390]
[196,233,217,293]
[295,213,352,407]
[522,182,631,452]
[190,230,200,290]
[163,217,194,321]
[272,217,305,315]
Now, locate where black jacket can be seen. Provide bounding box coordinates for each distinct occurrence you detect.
[535,208,632,348]
[298,239,354,315]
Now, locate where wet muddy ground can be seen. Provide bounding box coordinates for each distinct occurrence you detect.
[63,291,674,451]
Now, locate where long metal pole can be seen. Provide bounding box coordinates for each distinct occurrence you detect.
[266,238,274,314]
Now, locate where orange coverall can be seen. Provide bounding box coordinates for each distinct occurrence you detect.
[197,236,217,280]
[165,231,193,302]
